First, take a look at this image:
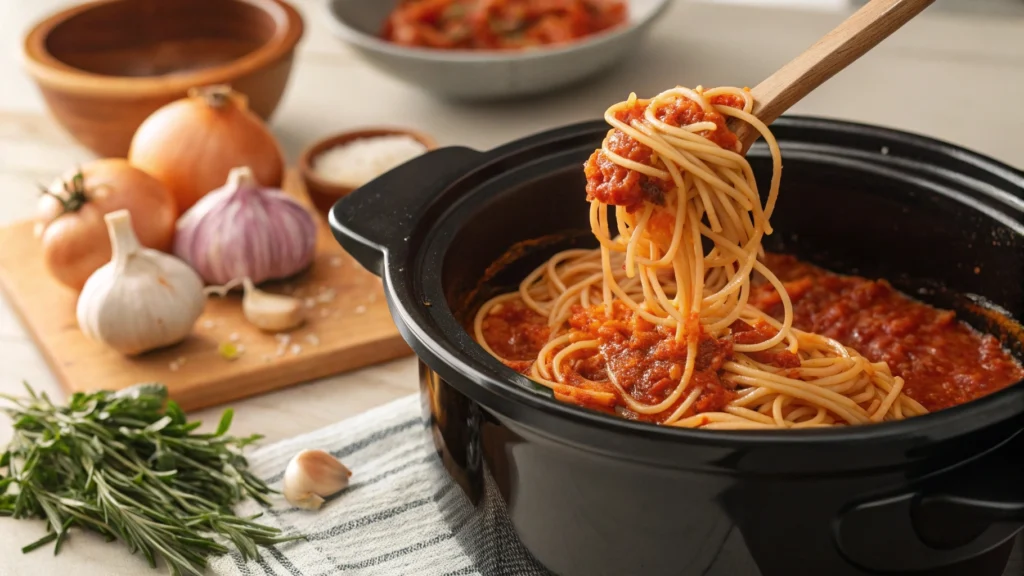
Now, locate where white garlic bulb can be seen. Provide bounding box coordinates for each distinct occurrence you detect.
[283,449,352,510]
[77,210,205,356]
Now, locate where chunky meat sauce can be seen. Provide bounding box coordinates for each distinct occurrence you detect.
[479,254,1023,419]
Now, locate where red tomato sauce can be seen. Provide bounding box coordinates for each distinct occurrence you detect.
[731,320,801,368]
[381,0,627,51]
[478,298,550,373]
[477,254,1024,421]
[481,299,796,423]
[750,254,1024,411]
[567,302,735,416]
[583,93,746,212]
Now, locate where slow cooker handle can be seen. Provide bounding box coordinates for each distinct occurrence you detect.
[836,429,1024,573]
[328,146,484,276]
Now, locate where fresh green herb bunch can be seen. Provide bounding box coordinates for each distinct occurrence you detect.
[0,383,300,576]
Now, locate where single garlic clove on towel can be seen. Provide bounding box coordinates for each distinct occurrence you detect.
[283,449,352,510]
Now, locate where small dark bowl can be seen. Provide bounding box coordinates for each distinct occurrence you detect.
[331,118,1024,576]
[299,127,437,215]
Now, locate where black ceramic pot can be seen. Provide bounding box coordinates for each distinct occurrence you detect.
[330,117,1024,576]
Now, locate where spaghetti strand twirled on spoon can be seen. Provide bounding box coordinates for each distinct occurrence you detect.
[472,86,928,430]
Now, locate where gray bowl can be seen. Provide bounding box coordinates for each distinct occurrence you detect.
[325,0,672,101]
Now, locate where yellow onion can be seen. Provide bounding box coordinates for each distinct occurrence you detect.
[128,85,285,213]
[36,159,177,291]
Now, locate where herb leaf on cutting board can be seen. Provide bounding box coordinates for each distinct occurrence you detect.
[0,382,300,575]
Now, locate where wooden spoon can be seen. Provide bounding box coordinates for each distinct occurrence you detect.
[732,0,935,153]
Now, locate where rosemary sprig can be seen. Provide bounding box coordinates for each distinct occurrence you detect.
[0,383,301,575]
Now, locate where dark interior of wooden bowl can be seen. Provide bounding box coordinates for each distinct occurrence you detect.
[44,0,278,77]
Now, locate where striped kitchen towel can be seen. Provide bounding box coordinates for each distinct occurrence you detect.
[209,394,549,576]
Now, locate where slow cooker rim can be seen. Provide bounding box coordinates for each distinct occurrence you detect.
[394,116,1024,448]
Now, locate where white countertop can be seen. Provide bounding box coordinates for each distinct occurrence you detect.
[0,1,1022,574]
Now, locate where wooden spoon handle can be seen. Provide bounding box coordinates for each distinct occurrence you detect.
[734,0,934,153]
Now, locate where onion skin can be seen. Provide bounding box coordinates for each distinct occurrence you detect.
[36,159,177,292]
[128,87,285,213]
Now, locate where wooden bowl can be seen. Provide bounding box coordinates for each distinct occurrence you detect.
[299,128,438,215]
[22,0,304,157]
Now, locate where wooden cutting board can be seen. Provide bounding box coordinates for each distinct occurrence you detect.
[0,171,412,411]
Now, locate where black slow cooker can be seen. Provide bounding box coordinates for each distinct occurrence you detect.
[329,117,1024,576]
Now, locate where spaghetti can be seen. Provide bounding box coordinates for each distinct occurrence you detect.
[472,85,929,429]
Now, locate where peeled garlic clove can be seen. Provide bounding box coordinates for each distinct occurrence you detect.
[242,278,304,332]
[283,449,352,510]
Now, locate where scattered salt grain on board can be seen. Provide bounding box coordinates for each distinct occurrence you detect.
[313,135,428,189]
[275,334,291,357]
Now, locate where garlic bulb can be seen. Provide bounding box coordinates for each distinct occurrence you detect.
[77,210,205,356]
[283,449,352,510]
[174,166,317,285]
[206,277,305,332]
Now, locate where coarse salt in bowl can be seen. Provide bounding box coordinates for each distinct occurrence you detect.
[299,127,437,214]
[314,135,428,189]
